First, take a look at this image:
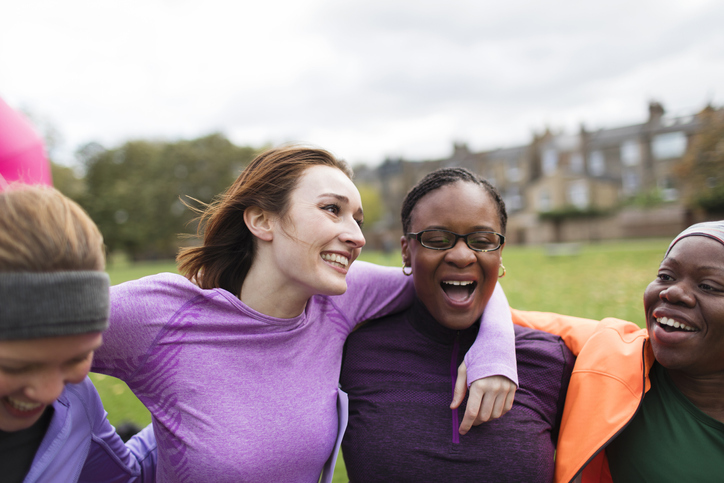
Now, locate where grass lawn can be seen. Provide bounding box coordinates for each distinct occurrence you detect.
[95,238,670,481]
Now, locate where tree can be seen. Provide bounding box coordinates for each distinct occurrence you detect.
[80,134,258,260]
[676,107,724,214]
[51,162,85,201]
[356,183,385,230]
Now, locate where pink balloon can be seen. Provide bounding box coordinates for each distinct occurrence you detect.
[0,97,52,190]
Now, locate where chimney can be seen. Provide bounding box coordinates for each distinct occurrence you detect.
[648,101,665,124]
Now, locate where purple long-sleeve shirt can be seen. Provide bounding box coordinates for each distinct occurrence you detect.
[92,261,516,482]
[21,377,156,483]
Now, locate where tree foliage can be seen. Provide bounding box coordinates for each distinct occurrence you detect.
[79,134,258,260]
[676,107,724,214]
[356,183,384,230]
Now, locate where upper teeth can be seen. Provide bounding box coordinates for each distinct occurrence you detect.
[322,253,349,267]
[443,281,473,286]
[6,397,43,412]
[657,317,696,332]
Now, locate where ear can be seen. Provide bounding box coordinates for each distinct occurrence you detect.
[400,235,411,267]
[244,206,275,242]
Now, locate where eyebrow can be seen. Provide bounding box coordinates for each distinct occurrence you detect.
[424,225,499,232]
[319,193,364,217]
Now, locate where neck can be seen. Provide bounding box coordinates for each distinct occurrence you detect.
[239,256,310,319]
[666,368,724,423]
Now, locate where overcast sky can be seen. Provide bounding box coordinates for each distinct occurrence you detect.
[2,0,723,166]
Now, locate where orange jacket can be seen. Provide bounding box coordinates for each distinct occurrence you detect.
[511,309,655,483]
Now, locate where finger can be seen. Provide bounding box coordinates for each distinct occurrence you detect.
[450,363,467,409]
[459,385,482,435]
[502,387,516,414]
[476,390,496,423]
[489,392,507,420]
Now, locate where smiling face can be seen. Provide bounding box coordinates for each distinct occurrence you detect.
[269,165,366,305]
[401,181,503,331]
[0,332,102,432]
[644,236,724,377]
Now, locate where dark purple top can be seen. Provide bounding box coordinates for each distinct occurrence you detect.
[340,299,574,483]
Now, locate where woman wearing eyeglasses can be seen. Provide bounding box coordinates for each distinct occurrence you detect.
[340,167,574,482]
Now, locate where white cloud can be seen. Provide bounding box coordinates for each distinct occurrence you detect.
[1,0,722,166]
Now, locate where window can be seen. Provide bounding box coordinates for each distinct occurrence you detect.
[570,153,584,174]
[588,151,605,176]
[538,189,551,212]
[505,187,522,212]
[622,170,640,195]
[658,177,679,201]
[621,140,640,166]
[567,180,589,209]
[652,132,687,159]
[542,149,558,175]
[506,160,522,182]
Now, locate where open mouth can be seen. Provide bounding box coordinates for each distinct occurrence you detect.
[321,253,349,269]
[441,280,476,302]
[3,396,43,413]
[656,317,697,333]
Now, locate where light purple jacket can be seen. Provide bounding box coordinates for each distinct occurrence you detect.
[22,377,156,483]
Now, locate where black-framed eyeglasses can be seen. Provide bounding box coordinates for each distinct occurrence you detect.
[405,229,505,252]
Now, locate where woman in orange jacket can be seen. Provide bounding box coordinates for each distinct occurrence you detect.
[512,221,724,483]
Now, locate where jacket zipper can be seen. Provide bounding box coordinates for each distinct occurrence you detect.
[568,340,649,483]
[450,331,460,444]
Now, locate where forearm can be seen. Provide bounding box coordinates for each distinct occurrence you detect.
[464,283,518,386]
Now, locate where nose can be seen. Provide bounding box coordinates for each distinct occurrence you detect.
[23,368,67,405]
[445,237,476,267]
[659,283,695,307]
[342,218,366,249]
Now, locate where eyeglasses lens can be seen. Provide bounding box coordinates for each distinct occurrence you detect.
[419,230,500,251]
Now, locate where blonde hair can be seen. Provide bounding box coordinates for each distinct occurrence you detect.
[0,185,105,272]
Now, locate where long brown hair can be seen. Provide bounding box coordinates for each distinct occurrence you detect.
[177,145,352,295]
[0,185,105,272]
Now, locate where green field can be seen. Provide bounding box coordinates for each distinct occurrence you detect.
[95,238,670,482]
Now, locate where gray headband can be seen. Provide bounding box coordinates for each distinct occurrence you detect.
[0,271,110,340]
[665,220,724,257]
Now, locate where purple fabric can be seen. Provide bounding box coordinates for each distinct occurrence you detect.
[666,220,724,256]
[450,334,460,445]
[92,261,517,482]
[340,299,574,483]
[464,283,518,387]
[22,377,156,483]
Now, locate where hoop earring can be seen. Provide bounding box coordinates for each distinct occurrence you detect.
[498,264,506,278]
[402,264,412,276]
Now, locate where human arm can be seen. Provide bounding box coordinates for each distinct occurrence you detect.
[92,273,184,380]
[452,282,518,433]
[71,378,157,482]
[511,308,641,356]
[338,264,518,431]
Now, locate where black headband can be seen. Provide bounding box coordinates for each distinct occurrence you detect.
[0,271,109,340]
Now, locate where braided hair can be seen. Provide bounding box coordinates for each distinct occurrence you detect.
[400,167,507,234]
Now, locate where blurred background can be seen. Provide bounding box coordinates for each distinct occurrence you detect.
[3,2,723,479]
[2,0,723,258]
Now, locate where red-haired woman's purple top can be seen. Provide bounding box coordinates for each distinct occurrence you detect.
[92,262,517,482]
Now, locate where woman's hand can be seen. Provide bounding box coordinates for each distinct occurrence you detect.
[450,362,517,435]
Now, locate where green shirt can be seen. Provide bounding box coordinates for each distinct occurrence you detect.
[607,362,724,482]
